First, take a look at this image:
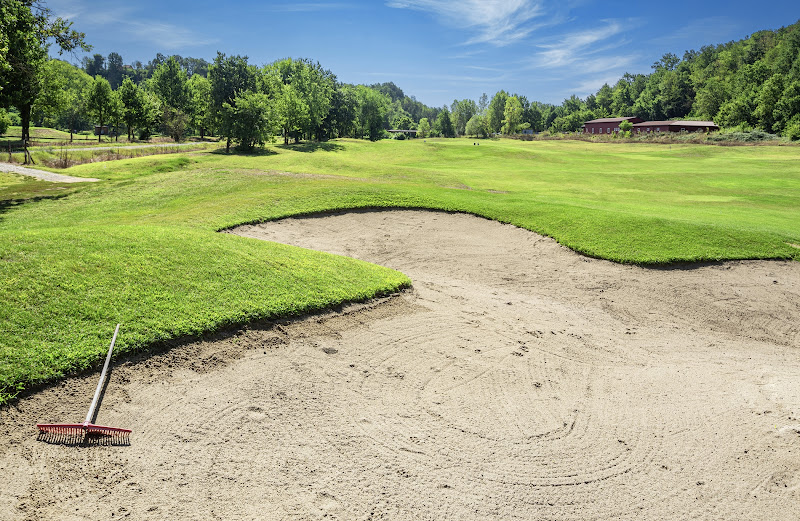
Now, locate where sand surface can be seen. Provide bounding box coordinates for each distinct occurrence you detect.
[1,209,799,520]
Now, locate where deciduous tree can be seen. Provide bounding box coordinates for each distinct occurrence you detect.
[0,0,89,143]
[417,117,430,138]
[86,76,113,142]
[208,52,256,152]
[223,91,274,150]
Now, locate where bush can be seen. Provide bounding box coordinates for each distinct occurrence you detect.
[783,118,800,141]
[393,132,406,140]
[8,110,21,127]
[0,110,11,135]
[708,129,779,142]
[163,107,189,142]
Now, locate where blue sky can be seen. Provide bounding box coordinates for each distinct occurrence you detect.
[48,0,800,107]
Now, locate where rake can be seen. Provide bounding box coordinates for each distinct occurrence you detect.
[37,324,132,441]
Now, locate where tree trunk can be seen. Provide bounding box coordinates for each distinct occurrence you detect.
[98,117,102,143]
[226,137,231,153]
[20,104,31,144]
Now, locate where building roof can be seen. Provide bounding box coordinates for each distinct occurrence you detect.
[633,120,718,127]
[585,117,642,124]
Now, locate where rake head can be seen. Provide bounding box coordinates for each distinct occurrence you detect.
[36,422,132,445]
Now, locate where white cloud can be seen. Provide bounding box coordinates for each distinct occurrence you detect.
[387,0,546,46]
[46,0,214,52]
[533,21,625,68]
[127,22,218,51]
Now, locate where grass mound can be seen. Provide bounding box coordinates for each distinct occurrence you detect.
[0,225,409,402]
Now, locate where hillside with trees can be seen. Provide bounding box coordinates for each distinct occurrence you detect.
[546,19,800,139]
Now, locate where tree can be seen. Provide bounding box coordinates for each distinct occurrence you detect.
[222,91,274,150]
[323,83,359,139]
[434,106,455,137]
[619,119,633,137]
[451,98,477,136]
[118,77,142,141]
[31,59,67,127]
[187,74,211,138]
[262,58,335,141]
[106,52,124,89]
[487,91,508,133]
[754,74,784,133]
[274,83,310,145]
[0,0,90,144]
[86,76,113,142]
[465,113,488,137]
[355,85,389,140]
[502,96,528,134]
[478,93,489,113]
[393,114,413,130]
[108,90,124,141]
[595,83,613,113]
[417,117,430,138]
[137,91,162,140]
[151,56,189,113]
[208,52,256,152]
[82,53,105,78]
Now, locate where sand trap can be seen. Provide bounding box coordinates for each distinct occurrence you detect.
[2,209,799,519]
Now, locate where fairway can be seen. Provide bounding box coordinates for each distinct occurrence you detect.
[2,210,797,519]
[1,138,800,403]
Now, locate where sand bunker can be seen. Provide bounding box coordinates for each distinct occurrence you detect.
[1,209,799,519]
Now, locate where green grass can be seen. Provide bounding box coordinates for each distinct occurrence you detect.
[0,125,215,149]
[1,137,799,403]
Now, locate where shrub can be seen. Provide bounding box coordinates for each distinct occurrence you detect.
[0,110,11,135]
[784,118,800,141]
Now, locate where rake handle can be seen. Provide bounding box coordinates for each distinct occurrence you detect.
[83,324,120,428]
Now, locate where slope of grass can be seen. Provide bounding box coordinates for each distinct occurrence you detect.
[1,138,799,403]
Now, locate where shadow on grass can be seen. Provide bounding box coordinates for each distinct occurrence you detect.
[278,141,345,153]
[0,192,72,220]
[209,147,278,157]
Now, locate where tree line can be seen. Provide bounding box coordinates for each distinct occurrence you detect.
[2,1,799,145]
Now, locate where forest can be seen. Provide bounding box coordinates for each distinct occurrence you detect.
[1,2,799,146]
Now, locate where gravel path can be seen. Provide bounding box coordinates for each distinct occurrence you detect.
[0,162,99,183]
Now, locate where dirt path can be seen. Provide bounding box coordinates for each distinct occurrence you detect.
[1,210,798,520]
[0,162,98,183]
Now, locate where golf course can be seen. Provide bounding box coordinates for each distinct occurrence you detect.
[1,137,799,519]
[2,138,799,403]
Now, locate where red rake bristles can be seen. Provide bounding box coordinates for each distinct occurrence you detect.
[37,324,132,444]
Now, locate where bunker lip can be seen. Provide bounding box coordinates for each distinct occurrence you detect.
[2,210,799,520]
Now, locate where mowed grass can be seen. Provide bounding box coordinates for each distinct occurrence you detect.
[1,138,799,403]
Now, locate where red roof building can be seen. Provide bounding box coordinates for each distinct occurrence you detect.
[583,117,643,135]
[632,121,719,133]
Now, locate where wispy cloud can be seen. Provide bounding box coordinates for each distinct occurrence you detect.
[47,0,215,51]
[663,16,740,45]
[260,3,357,12]
[533,21,626,68]
[127,22,218,50]
[361,70,512,86]
[525,20,640,98]
[386,0,547,46]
